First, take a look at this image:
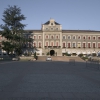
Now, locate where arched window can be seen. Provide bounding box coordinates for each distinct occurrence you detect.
[56,36,58,39]
[34,36,36,39]
[73,36,76,39]
[68,36,71,39]
[63,43,65,48]
[63,36,66,39]
[83,36,86,39]
[98,43,100,48]
[77,43,81,48]
[83,43,86,48]
[88,43,91,48]
[93,43,96,48]
[51,42,53,46]
[34,42,36,47]
[38,36,41,39]
[72,43,76,48]
[39,42,41,48]
[98,37,100,40]
[46,35,48,39]
[68,43,70,48]
[51,36,53,39]
[93,36,96,40]
[88,36,91,40]
[78,36,81,39]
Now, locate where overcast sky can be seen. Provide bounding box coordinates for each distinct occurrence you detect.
[0,0,100,30]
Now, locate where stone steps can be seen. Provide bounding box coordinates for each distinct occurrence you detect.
[37,56,85,62]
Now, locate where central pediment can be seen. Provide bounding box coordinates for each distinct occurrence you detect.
[42,19,62,31]
[44,19,60,25]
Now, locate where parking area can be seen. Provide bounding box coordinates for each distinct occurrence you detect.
[0,61,100,100]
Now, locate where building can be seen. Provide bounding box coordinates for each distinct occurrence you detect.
[23,19,100,56]
[0,19,100,56]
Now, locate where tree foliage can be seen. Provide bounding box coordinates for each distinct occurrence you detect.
[0,5,28,55]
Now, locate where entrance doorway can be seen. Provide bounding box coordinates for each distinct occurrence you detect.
[50,50,55,56]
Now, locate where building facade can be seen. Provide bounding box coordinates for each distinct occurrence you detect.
[0,19,100,56]
[23,19,100,56]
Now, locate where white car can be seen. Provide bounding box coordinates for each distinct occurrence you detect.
[46,56,52,61]
[12,57,19,61]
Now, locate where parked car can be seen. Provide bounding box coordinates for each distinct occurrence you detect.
[12,57,19,61]
[46,56,52,61]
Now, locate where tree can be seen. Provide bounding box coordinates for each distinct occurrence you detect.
[0,5,27,55]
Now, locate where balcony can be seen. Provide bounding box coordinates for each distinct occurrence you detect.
[45,46,61,49]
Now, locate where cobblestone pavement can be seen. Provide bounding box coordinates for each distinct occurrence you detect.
[0,61,100,100]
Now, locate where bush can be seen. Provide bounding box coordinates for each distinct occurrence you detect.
[92,53,96,57]
[82,57,88,60]
[78,53,83,57]
[64,52,71,56]
[46,52,50,55]
[72,53,77,56]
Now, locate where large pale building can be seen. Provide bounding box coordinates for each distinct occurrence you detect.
[0,19,100,56]
[23,19,100,56]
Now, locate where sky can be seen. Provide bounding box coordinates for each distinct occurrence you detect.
[0,0,100,31]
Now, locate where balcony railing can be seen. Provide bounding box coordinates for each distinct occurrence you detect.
[45,46,61,49]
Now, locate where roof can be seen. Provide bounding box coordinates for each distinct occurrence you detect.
[44,21,60,25]
[24,30,42,33]
[62,30,100,33]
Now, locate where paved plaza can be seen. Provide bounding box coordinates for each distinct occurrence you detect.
[0,61,100,100]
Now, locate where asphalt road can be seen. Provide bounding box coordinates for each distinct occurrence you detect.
[0,61,100,100]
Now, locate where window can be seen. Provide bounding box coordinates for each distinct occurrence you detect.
[68,43,70,48]
[56,36,58,39]
[78,36,81,39]
[98,43,100,48]
[98,37,100,40]
[77,43,81,48]
[63,43,65,48]
[88,36,90,40]
[63,36,65,39]
[73,36,76,39]
[56,42,58,46]
[51,23,53,25]
[34,36,36,39]
[93,36,96,40]
[56,28,58,30]
[83,43,85,48]
[29,43,32,48]
[68,36,71,39]
[34,43,36,47]
[46,42,48,46]
[51,36,53,39]
[46,35,48,39]
[93,43,95,48]
[46,28,48,30]
[51,42,53,46]
[51,28,53,30]
[83,36,86,39]
[38,36,41,39]
[73,43,75,47]
[39,43,41,48]
[88,43,91,48]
